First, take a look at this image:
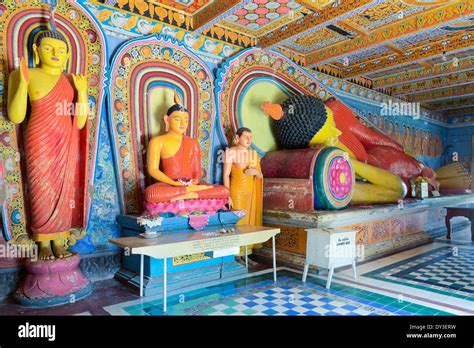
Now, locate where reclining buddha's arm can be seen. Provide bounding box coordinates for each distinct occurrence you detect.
[147,137,181,187]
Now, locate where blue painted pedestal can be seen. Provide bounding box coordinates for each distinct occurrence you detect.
[115,211,247,296]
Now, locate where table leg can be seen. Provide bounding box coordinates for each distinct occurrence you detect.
[245,245,248,270]
[326,266,334,290]
[302,263,309,282]
[471,213,474,241]
[352,259,357,281]
[140,254,144,297]
[445,214,452,240]
[272,235,277,282]
[163,258,167,313]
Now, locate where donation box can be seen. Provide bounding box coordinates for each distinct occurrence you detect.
[303,228,357,289]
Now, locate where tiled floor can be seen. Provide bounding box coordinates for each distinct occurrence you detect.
[1,227,472,316]
[100,227,473,316]
[104,269,454,316]
[318,229,474,316]
[363,246,473,300]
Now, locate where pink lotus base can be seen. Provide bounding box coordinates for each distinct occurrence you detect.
[15,253,92,307]
[144,198,229,215]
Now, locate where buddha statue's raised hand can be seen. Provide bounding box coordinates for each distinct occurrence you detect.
[71,74,88,130]
[72,74,87,94]
[19,57,30,86]
[7,57,30,124]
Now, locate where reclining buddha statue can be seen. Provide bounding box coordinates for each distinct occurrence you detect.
[144,94,229,210]
[261,96,439,205]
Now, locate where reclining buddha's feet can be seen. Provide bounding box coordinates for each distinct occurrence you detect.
[52,238,72,259]
[38,241,55,261]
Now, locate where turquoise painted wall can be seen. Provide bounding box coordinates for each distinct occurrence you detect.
[446,124,474,171]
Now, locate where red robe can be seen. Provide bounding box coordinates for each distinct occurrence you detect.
[325,99,438,192]
[26,74,84,241]
[144,135,228,203]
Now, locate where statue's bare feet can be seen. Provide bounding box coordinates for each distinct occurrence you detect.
[52,239,72,259]
[235,255,258,267]
[38,241,55,261]
[236,256,246,266]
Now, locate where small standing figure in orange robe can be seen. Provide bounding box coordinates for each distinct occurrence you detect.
[144,94,229,204]
[223,127,263,265]
[7,31,88,260]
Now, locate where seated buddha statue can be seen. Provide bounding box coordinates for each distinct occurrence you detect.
[144,97,229,205]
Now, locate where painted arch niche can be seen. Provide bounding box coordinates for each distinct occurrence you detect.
[0,0,107,243]
[108,35,216,214]
[215,47,333,156]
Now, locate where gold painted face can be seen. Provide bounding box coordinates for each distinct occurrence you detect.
[35,37,69,69]
[167,111,189,134]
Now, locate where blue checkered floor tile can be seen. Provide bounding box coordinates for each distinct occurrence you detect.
[118,270,451,316]
[185,279,403,316]
[363,246,474,300]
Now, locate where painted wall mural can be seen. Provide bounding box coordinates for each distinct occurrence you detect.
[449,114,474,126]
[446,125,474,175]
[84,2,241,63]
[369,115,443,161]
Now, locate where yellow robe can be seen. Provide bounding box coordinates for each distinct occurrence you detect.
[229,151,263,255]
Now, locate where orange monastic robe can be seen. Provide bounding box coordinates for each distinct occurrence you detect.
[144,135,229,203]
[229,150,263,255]
[26,74,84,242]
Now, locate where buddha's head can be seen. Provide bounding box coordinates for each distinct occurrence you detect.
[164,103,189,135]
[260,95,341,149]
[235,127,252,148]
[33,30,69,70]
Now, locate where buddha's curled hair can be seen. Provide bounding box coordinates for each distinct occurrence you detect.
[274,95,328,149]
[166,104,188,116]
[36,30,68,50]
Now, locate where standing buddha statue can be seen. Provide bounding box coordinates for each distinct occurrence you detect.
[7,30,88,260]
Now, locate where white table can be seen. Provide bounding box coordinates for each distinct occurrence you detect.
[109,225,280,312]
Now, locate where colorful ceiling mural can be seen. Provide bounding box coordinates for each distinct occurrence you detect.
[221,1,305,37]
[152,0,214,14]
[91,0,473,117]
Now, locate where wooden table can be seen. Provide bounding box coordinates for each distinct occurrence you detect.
[445,203,474,241]
[109,225,280,312]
